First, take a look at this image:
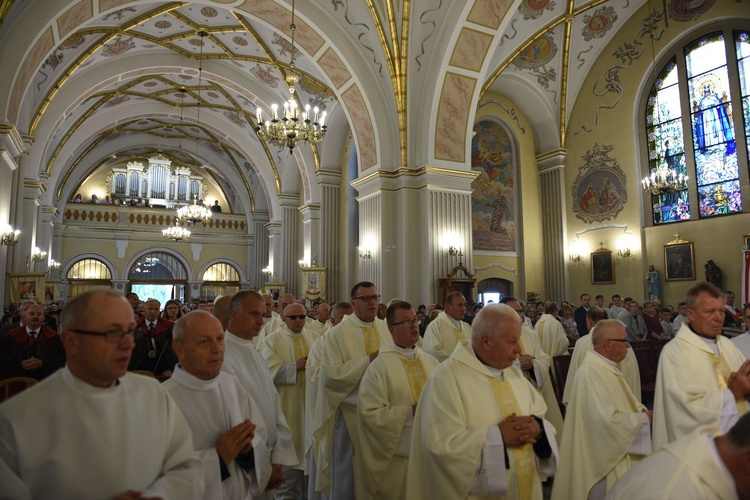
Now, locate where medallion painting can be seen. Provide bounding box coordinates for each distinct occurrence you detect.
[471,121,517,253]
[572,144,627,223]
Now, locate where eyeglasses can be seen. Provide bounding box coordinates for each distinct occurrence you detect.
[608,338,630,344]
[69,328,135,343]
[390,319,422,327]
[286,315,307,320]
[353,295,381,302]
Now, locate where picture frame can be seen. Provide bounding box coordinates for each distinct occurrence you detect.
[743,234,750,250]
[664,241,695,281]
[591,248,615,284]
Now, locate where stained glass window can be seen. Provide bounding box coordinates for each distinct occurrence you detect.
[686,33,741,217]
[646,30,749,225]
[646,59,689,224]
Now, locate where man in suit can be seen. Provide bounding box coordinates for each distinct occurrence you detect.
[0,303,65,380]
[129,298,178,376]
[574,293,591,337]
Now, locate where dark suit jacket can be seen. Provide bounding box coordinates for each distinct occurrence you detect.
[574,306,589,337]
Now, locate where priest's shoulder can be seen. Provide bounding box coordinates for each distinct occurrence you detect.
[0,368,65,412]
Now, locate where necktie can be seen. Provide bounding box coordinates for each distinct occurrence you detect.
[28,330,39,339]
[148,322,155,333]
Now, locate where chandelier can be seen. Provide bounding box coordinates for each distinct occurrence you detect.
[254,0,327,153]
[162,223,191,241]
[176,199,211,226]
[641,161,688,196]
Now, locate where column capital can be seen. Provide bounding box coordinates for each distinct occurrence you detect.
[299,204,320,221]
[536,148,567,173]
[278,194,299,207]
[351,165,478,198]
[0,124,26,168]
[251,210,270,223]
[265,222,282,236]
[315,168,342,186]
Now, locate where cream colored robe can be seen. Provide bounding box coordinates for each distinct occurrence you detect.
[551,352,650,500]
[653,324,748,451]
[607,429,738,500]
[517,325,564,440]
[731,332,750,358]
[356,345,439,500]
[313,314,391,494]
[562,333,641,405]
[421,311,472,362]
[534,314,569,357]
[260,326,321,471]
[406,340,558,500]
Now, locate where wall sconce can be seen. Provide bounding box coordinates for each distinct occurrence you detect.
[299,260,311,269]
[617,247,631,258]
[262,267,272,275]
[49,259,61,270]
[31,247,47,262]
[359,249,372,259]
[1,226,20,246]
[569,238,583,262]
[448,245,463,257]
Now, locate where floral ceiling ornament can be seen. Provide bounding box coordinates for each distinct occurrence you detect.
[518,0,556,20]
[572,143,628,223]
[582,6,617,41]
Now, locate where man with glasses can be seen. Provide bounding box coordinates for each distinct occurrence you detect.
[552,320,652,500]
[223,290,298,498]
[0,289,198,499]
[257,293,296,347]
[314,282,391,499]
[260,302,321,499]
[653,282,750,451]
[422,292,472,363]
[731,303,750,358]
[356,301,439,500]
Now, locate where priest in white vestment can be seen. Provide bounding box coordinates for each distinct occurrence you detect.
[314,283,391,499]
[407,303,558,500]
[653,282,750,451]
[0,289,199,500]
[501,297,564,439]
[552,320,652,500]
[256,294,295,348]
[223,291,299,498]
[563,309,641,405]
[606,295,626,320]
[307,303,330,336]
[165,311,272,499]
[356,301,439,500]
[534,302,570,357]
[607,413,750,500]
[305,302,352,500]
[422,292,472,362]
[260,303,322,498]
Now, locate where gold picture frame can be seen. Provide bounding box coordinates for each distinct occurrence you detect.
[591,245,615,284]
[664,234,695,281]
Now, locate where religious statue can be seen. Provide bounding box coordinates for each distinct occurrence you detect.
[704,259,723,290]
[645,265,662,302]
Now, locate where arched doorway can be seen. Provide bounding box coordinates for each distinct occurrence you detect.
[65,258,113,298]
[200,262,241,302]
[477,277,514,304]
[127,251,188,305]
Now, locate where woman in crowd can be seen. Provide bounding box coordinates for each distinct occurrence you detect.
[161,299,184,322]
[560,303,578,343]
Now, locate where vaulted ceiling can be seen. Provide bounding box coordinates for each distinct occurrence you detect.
[0,0,658,220]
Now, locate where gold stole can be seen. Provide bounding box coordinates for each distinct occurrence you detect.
[711,352,749,415]
[292,335,309,403]
[363,327,380,355]
[401,356,428,402]
[537,321,545,341]
[489,376,535,500]
[453,327,463,342]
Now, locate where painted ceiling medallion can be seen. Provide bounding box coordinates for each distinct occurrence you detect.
[233,36,249,46]
[669,0,717,22]
[155,20,172,29]
[582,6,617,42]
[102,37,136,57]
[272,34,301,59]
[518,0,555,21]
[250,64,280,88]
[200,7,218,17]
[572,143,628,223]
[512,33,557,69]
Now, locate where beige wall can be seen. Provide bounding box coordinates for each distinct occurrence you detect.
[473,93,544,301]
[564,1,749,306]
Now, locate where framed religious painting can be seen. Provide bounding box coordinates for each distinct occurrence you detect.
[591,246,615,284]
[8,273,46,302]
[664,237,695,281]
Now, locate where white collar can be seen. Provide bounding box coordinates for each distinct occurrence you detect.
[171,364,220,391]
[391,342,417,360]
[350,314,374,328]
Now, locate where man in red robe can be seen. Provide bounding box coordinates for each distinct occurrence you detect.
[128,298,177,376]
[0,304,65,381]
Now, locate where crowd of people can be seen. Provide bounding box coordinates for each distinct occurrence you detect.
[71,193,225,212]
[0,282,748,499]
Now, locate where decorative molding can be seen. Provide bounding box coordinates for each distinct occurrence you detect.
[573,223,634,238]
[473,262,518,277]
[477,98,526,134]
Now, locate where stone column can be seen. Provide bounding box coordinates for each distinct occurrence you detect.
[0,125,25,306]
[251,211,270,290]
[299,204,320,265]
[19,180,46,273]
[279,194,300,296]
[266,222,282,285]
[536,149,568,303]
[316,169,342,300]
[35,206,58,272]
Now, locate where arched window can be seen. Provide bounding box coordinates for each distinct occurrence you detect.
[128,251,188,304]
[645,29,750,224]
[66,258,112,298]
[201,262,241,301]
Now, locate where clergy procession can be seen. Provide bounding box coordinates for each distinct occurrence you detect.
[1,281,750,500]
